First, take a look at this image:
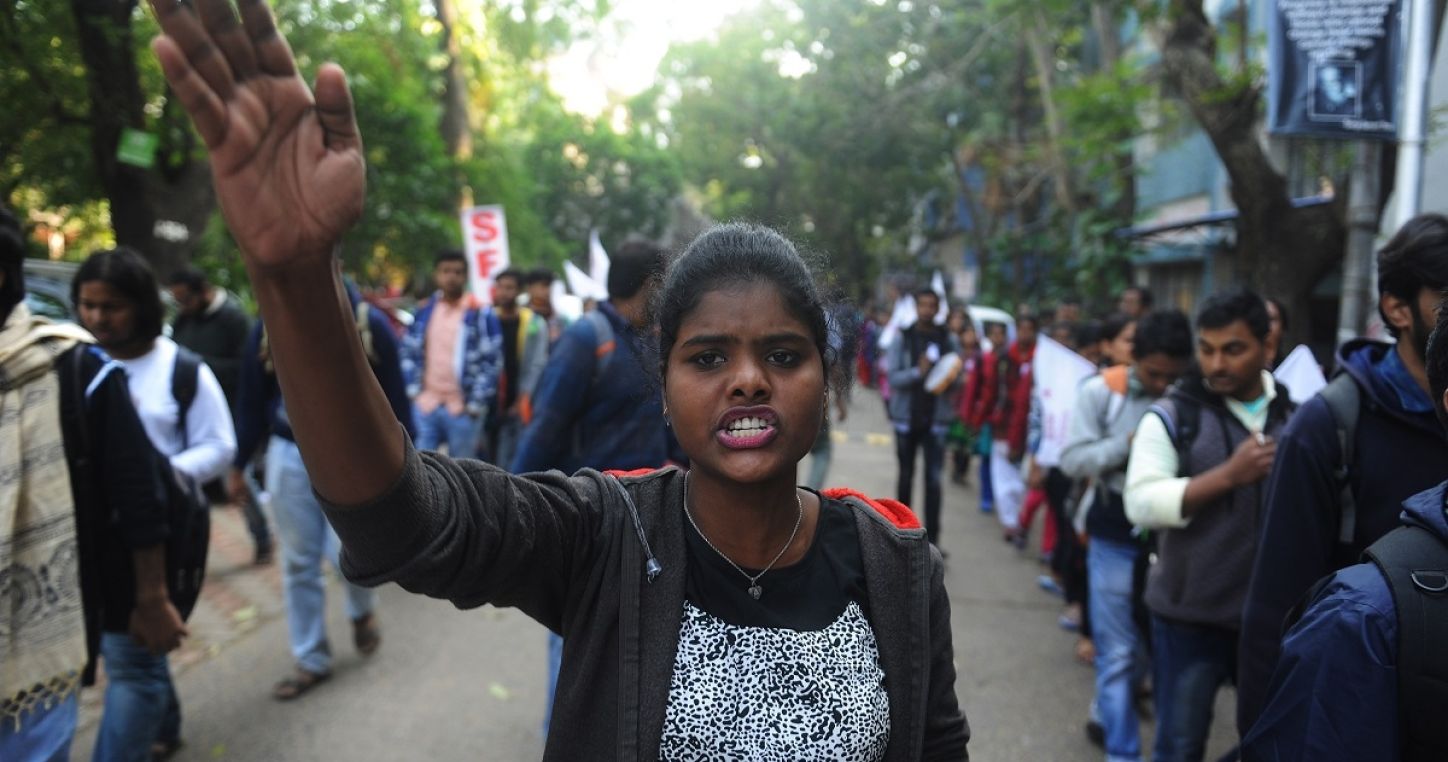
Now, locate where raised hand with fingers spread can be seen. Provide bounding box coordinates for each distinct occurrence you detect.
[149,0,364,270]
[149,0,404,508]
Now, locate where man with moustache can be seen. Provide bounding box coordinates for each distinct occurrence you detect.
[1123,289,1295,762]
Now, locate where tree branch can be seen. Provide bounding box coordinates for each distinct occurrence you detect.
[0,0,89,127]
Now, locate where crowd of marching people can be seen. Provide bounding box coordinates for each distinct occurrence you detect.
[6,0,1448,755]
[876,213,1448,762]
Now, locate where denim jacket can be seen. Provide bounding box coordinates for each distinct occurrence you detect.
[401,293,502,415]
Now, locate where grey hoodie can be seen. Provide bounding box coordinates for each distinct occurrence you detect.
[322,441,970,760]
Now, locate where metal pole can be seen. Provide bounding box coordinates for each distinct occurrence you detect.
[1340,141,1382,344]
[1395,0,1435,227]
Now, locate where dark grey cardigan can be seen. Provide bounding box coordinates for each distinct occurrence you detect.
[323,442,970,760]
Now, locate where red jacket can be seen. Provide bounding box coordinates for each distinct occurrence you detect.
[971,341,1035,452]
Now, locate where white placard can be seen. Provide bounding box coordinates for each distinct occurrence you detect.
[1274,344,1328,404]
[1033,335,1100,467]
[461,205,510,303]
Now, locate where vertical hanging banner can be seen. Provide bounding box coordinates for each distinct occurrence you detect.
[1268,0,1401,139]
[461,205,510,302]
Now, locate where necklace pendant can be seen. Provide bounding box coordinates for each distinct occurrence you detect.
[748,584,763,600]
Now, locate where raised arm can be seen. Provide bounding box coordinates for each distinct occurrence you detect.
[149,0,400,505]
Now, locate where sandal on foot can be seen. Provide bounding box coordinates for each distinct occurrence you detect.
[353,613,381,656]
[272,668,330,701]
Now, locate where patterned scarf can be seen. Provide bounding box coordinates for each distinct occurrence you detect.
[0,304,94,726]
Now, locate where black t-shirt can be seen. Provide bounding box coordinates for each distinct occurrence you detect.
[499,314,520,410]
[682,494,870,629]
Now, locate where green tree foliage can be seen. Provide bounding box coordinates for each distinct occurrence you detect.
[2,0,678,300]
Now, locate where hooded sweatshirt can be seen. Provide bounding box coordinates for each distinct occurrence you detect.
[1240,481,1448,762]
[1237,340,1448,735]
[323,442,970,760]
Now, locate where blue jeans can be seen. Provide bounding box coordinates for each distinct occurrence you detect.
[543,632,563,736]
[94,633,180,762]
[1088,536,1146,762]
[1151,615,1236,762]
[414,404,481,458]
[0,690,78,762]
[895,426,947,545]
[494,413,523,472]
[266,436,377,674]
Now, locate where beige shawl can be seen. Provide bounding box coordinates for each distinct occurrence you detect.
[0,304,95,726]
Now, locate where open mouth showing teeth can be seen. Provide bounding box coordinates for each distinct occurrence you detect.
[725,416,774,436]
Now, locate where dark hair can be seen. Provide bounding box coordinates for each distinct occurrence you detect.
[166,266,208,293]
[1122,285,1155,310]
[494,268,522,287]
[434,248,467,269]
[1265,296,1289,333]
[72,247,165,343]
[1073,319,1101,349]
[913,288,940,305]
[1426,292,1448,429]
[609,239,667,300]
[0,205,24,321]
[1377,214,1448,339]
[1133,309,1194,360]
[1018,313,1040,331]
[657,223,845,394]
[1195,287,1270,341]
[1100,312,1136,343]
[524,267,554,287]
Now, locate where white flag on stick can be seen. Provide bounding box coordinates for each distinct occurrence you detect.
[589,230,611,295]
[1032,336,1099,468]
[564,261,607,301]
[930,270,949,325]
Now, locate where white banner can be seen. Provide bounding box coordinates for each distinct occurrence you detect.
[461,205,510,302]
[1274,344,1328,404]
[1032,335,1100,467]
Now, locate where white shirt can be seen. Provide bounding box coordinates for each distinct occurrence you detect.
[117,336,237,484]
[1124,371,1278,529]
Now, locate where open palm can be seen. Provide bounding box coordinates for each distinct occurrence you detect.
[150,0,364,270]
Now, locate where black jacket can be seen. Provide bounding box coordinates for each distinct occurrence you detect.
[57,344,168,682]
[171,291,251,408]
[1237,340,1448,736]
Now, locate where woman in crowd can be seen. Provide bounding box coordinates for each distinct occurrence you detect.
[148,1,968,758]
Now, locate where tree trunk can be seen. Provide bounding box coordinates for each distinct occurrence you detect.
[1023,14,1078,216]
[436,0,472,162]
[71,0,154,255]
[1153,0,1346,348]
[70,0,212,277]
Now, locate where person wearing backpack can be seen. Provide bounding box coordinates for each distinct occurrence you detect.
[1240,294,1448,762]
[509,240,671,731]
[1236,215,1448,738]
[231,277,414,702]
[1123,289,1294,762]
[0,211,176,762]
[1059,310,1193,762]
[73,248,236,761]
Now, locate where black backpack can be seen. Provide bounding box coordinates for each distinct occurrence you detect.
[1361,525,1448,762]
[70,345,211,620]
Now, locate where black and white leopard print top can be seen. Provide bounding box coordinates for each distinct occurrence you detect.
[659,497,890,761]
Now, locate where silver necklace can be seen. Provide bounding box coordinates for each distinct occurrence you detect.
[682,472,803,600]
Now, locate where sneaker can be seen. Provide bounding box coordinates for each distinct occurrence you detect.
[1037,574,1064,597]
[1085,720,1105,748]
